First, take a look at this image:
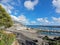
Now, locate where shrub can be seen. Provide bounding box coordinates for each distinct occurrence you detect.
[0,30,16,45]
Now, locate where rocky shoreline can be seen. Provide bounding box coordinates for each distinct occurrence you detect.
[5,23,60,45]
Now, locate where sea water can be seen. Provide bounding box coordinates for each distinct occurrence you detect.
[26,25,60,36]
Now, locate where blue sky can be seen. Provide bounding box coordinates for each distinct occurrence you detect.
[0,0,60,25]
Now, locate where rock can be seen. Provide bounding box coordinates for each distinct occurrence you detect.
[12,40,20,45]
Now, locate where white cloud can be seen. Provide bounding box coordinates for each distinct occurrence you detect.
[10,15,60,25]
[37,18,44,22]
[24,0,38,10]
[0,0,14,10]
[10,15,19,22]
[37,18,49,23]
[52,17,60,23]
[11,15,39,25]
[0,0,21,14]
[36,17,60,25]
[10,15,29,25]
[0,0,11,3]
[37,18,51,25]
[0,3,14,14]
[18,15,29,24]
[52,0,60,13]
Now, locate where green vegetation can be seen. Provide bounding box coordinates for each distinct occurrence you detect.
[0,5,13,28]
[43,36,49,40]
[0,5,16,45]
[43,36,60,45]
[0,30,16,45]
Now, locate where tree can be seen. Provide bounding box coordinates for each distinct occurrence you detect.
[0,5,13,28]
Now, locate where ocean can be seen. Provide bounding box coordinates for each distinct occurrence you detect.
[26,25,60,36]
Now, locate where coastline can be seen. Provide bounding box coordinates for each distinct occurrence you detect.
[22,28,59,39]
[6,24,60,45]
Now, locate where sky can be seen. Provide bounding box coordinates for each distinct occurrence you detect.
[0,0,60,25]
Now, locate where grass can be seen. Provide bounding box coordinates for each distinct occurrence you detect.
[0,30,16,45]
